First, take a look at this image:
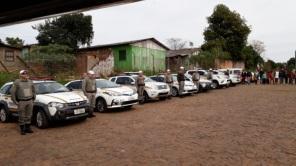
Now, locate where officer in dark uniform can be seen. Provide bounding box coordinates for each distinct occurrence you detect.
[136,71,145,104]
[11,70,36,135]
[165,69,173,99]
[177,66,185,98]
[82,70,97,117]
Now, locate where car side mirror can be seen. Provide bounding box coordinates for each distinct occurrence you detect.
[131,82,135,85]
[68,87,73,91]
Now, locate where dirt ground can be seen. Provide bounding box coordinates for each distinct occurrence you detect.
[0,84,295,166]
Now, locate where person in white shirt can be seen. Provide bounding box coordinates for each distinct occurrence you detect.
[275,70,279,84]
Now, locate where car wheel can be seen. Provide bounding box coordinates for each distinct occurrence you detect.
[172,87,178,97]
[36,111,49,129]
[0,107,10,123]
[144,91,149,102]
[211,81,219,89]
[96,98,107,113]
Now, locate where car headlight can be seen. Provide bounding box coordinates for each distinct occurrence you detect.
[48,102,66,109]
[103,91,121,96]
[216,76,221,79]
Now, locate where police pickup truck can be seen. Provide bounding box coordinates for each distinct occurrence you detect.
[0,81,89,128]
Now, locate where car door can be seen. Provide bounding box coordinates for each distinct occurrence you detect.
[66,81,84,96]
[0,84,18,113]
[116,77,136,91]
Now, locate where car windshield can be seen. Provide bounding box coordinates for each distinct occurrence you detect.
[132,76,155,82]
[233,70,242,75]
[96,80,120,89]
[35,82,69,94]
[144,77,155,82]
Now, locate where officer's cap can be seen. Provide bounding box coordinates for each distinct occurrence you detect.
[88,70,95,75]
[20,70,28,75]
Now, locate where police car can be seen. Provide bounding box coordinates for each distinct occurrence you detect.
[109,76,170,102]
[0,81,89,128]
[149,74,198,96]
[65,79,138,113]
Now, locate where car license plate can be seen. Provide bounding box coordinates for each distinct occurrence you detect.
[74,108,85,115]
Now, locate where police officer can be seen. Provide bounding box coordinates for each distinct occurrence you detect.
[208,68,213,80]
[192,70,200,93]
[11,70,36,135]
[136,71,145,104]
[165,69,173,99]
[82,70,97,117]
[177,66,185,98]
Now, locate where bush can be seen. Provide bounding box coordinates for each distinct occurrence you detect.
[0,72,18,87]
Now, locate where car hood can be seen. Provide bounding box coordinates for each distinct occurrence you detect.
[145,82,167,87]
[36,92,86,104]
[100,86,134,95]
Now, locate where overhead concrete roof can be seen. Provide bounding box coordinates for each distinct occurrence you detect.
[0,0,142,27]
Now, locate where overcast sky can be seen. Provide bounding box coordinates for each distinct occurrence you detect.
[0,0,295,62]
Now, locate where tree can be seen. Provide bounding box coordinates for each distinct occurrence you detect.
[33,13,94,50]
[242,45,264,70]
[250,40,266,56]
[166,38,188,50]
[287,57,296,71]
[26,44,75,75]
[202,4,251,61]
[5,37,24,48]
[263,59,277,71]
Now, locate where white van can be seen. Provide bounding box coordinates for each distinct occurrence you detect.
[219,68,242,85]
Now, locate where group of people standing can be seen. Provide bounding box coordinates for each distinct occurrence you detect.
[242,68,296,85]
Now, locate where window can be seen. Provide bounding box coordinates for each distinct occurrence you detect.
[116,77,133,85]
[5,50,14,62]
[67,81,82,90]
[0,85,12,95]
[119,50,127,61]
[198,71,204,76]
[110,78,116,82]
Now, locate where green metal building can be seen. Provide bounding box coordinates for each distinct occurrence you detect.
[77,38,170,76]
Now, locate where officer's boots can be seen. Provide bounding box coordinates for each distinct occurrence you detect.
[25,124,34,133]
[20,125,26,135]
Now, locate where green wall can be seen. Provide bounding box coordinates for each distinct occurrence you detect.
[131,46,166,73]
[113,45,166,74]
[113,45,133,71]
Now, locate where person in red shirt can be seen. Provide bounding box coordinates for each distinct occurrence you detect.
[268,71,274,84]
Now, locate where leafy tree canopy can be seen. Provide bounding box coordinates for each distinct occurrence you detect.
[33,13,94,50]
[5,37,25,48]
[242,45,264,70]
[202,4,251,61]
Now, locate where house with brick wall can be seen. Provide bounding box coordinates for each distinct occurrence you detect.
[0,42,34,73]
[76,38,170,76]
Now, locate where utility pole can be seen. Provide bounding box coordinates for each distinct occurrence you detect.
[295,50,296,70]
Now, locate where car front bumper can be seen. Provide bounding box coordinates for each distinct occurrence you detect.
[107,94,139,109]
[51,104,90,121]
[147,89,170,99]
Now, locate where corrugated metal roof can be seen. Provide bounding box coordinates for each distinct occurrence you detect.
[167,48,200,58]
[78,37,170,51]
